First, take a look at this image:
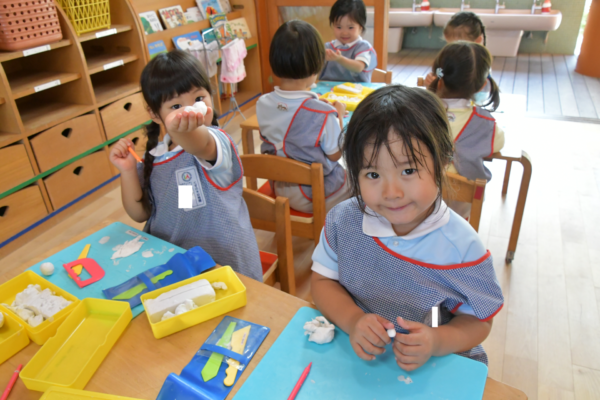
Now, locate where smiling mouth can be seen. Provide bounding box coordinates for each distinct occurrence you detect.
[385,204,409,212]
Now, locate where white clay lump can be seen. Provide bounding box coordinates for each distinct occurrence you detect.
[183,101,208,116]
[145,279,215,323]
[40,262,54,276]
[112,235,144,260]
[387,328,396,338]
[0,312,3,328]
[2,284,71,327]
[304,316,335,345]
[211,282,227,290]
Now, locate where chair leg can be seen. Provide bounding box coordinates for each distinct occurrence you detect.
[502,160,512,196]
[506,152,532,263]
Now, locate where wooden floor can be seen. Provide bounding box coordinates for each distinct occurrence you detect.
[389,49,600,119]
[3,107,600,399]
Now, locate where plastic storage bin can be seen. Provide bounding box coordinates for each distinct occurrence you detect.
[0,270,80,345]
[41,387,144,399]
[0,0,63,51]
[0,310,30,365]
[55,0,109,36]
[319,91,365,112]
[141,266,247,339]
[20,298,132,392]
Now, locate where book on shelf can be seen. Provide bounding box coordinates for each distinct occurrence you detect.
[148,40,168,59]
[196,0,222,19]
[208,13,234,48]
[217,0,232,14]
[228,17,251,40]
[185,7,203,23]
[202,28,218,45]
[158,5,187,29]
[172,31,203,50]
[139,11,164,35]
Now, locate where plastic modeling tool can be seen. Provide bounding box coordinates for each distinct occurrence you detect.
[69,244,90,278]
[128,147,143,163]
[112,270,174,300]
[0,364,22,400]
[201,321,236,382]
[224,325,251,386]
[288,362,312,400]
[63,258,105,288]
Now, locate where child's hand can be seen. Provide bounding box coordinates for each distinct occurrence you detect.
[393,317,438,371]
[424,72,436,87]
[165,107,213,135]
[349,313,394,361]
[109,138,138,172]
[332,100,347,117]
[325,48,342,62]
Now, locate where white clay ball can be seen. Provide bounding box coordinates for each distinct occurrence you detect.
[183,101,207,116]
[387,328,396,338]
[0,312,4,328]
[40,262,54,276]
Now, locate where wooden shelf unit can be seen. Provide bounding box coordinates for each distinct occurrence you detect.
[7,70,82,99]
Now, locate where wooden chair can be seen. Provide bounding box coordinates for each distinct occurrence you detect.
[240,154,325,246]
[242,188,296,295]
[240,114,260,175]
[372,68,393,84]
[442,171,487,232]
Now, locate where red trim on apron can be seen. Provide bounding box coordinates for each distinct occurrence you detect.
[282,98,311,158]
[489,123,496,157]
[201,129,243,192]
[481,303,503,322]
[454,108,476,143]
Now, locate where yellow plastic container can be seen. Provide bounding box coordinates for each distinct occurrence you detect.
[41,387,144,399]
[333,82,375,97]
[20,298,132,392]
[0,310,30,365]
[0,270,80,345]
[141,266,247,339]
[319,91,365,111]
[56,0,111,36]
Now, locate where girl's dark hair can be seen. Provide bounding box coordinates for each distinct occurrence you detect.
[270,20,325,79]
[342,85,454,212]
[139,49,218,215]
[427,41,500,111]
[329,0,367,33]
[444,11,486,46]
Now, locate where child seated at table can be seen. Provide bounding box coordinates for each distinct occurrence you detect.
[319,0,377,83]
[109,50,262,282]
[427,41,505,218]
[311,85,504,371]
[256,20,350,213]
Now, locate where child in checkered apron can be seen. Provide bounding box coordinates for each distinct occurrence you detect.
[311,85,504,370]
[109,50,262,281]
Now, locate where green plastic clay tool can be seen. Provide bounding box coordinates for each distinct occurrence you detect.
[201,321,237,382]
[112,270,173,300]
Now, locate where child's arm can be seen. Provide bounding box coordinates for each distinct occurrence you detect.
[321,101,345,162]
[326,49,366,74]
[312,271,395,360]
[109,139,149,223]
[492,123,505,153]
[165,108,217,162]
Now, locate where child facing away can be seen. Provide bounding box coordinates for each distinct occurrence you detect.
[311,85,504,370]
[256,20,350,213]
[109,50,262,282]
[427,41,504,217]
[318,0,377,82]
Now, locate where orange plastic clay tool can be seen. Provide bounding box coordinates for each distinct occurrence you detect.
[128,147,143,163]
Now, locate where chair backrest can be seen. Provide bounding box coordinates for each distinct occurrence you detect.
[442,172,486,232]
[372,68,392,84]
[242,188,295,295]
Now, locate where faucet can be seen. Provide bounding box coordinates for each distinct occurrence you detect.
[412,0,421,12]
[460,0,470,11]
[531,0,543,14]
[495,0,506,13]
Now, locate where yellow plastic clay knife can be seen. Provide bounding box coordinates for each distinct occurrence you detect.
[68,244,90,279]
[223,325,251,386]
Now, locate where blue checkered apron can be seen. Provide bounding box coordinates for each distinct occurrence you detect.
[319,39,378,83]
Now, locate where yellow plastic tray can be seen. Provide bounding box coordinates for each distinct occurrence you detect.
[41,387,143,399]
[0,271,80,345]
[332,82,375,97]
[0,310,30,365]
[141,266,247,339]
[20,298,132,392]
[319,91,365,111]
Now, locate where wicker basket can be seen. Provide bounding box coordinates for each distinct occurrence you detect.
[56,0,109,36]
[0,0,63,52]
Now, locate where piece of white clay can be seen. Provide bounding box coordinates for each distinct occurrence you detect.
[112,235,144,260]
[5,284,71,327]
[99,236,110,244]
[168,248,175,252]
[142,250,154,258]
[303,316,335,344]
[28,314,44,327]
[40,262,54,276]
[211,282,227,290]
[145,279,215,323]
[161,311,175,321]
[398,375,413,385]
[0,312,3,328]
[183,101,208,116]
[387,328,396,338]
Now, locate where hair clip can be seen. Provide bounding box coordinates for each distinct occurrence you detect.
[436,68,444,79]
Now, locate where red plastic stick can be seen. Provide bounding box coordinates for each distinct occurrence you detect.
[288,362,312,400]
[0,364,22,400]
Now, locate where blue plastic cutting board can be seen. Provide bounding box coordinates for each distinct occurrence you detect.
[27,222,185,317]
[234,307,488,400]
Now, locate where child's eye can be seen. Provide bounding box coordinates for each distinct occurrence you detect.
[171,104,182,110]
[195,96,204,102]
[366,172,379,179]
[402,168,417,176]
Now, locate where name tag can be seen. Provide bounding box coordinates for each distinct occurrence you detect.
[176,167,207,211]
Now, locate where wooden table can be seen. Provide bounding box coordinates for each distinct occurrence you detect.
[0,226,527,399]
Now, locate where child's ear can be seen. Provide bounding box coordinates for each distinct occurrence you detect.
[437,78,445,92]
[148,107,161,125]
[475,35,484,44]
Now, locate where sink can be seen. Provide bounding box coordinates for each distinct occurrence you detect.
[366,8,434,28]
[433,8,562,31]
